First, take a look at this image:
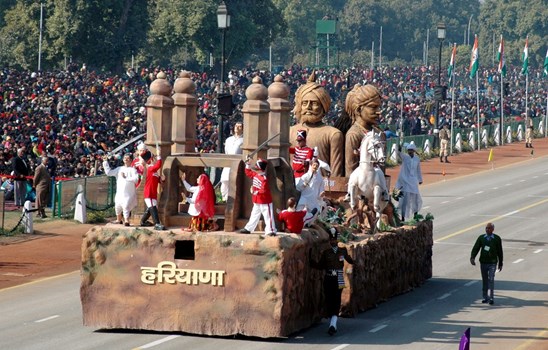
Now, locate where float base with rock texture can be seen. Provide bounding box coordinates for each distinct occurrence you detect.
[80,221,432,338]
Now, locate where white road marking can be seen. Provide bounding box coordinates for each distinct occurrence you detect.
[331,344,350,350]
[441,201,450,204]
[533,176,539,179]
[533,249,543,254]
[35,315,60,323]
[519,179,526,182]
[369,324,387,333]
[135,335,180,349]
[423,206,430,209]
[492,187,499,190]
[456,197,464,200]
[475,191,484,194]
[438,293,451,300]
[402,309,420,317]
[513,259,524,264]
[503,210,519,216]
[464,280,478,287]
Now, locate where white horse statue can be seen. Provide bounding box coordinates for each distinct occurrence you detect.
[347,131,389,229]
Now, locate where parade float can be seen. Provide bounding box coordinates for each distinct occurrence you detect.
[80,72,433,338]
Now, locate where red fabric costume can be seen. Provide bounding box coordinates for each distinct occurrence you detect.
[278,209,307,234]
[143,158,162,199]
[244,167,272,204]
[194,174,215,219]
[289,145,314,178]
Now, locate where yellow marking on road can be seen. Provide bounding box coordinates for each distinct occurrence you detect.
[513,327,548,350]
[435,198,548,242]
[0,270,79,293]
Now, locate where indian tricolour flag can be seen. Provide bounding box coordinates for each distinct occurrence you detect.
[521,37,529,75]
[448,43,457,86]
[497,35,506,76]
[543,50,548,77]
[469,35,479,79]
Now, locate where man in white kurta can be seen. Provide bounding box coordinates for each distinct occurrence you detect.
[296,158,325,226]
[395,143,423,221]
[221,122,243,201]
[103,153,139,226]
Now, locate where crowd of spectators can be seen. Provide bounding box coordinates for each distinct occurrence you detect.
[0,62,546,179]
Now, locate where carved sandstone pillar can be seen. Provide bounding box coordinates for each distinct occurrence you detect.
[267,75,291,161]
[172,71,197,154]
[242,77,270,161]
[145,71,174,160]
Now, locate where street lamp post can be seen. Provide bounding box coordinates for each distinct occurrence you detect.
[434,23,446,146]
[216,1,230,153]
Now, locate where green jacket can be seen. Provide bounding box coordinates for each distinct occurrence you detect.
[471,233,503,264]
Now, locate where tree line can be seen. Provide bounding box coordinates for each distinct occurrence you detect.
[0,0,545,73]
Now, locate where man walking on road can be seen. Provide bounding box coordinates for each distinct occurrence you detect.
[395,143,423,221]
[470,222,503,305]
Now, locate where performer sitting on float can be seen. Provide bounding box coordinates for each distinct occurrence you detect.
[277,197,308,234]
[181,172,216,231]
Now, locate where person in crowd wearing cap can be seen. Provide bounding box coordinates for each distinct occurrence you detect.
[32,156,51,218]
[139,148,165,230]
[470,222,503,305]
[276,197,307,234]
[344,84,385,176]
[310,228,354,336]
[239,157,277,236]
[181,172,216,231]
[525,118,534,148]
[220,122,243,201]
[289,129,315,184]
[1,177,15,201]
[439,123,451,163]
[395,143,423,222]
[290,71,344,177]
[296,157,323,227]
[13,148,30,207]
[103,153,139,226]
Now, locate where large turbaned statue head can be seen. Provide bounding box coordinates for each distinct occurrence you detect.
[345,84,382,131]
[294,71,332,126]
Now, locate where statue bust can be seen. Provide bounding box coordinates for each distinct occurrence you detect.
[344,84,385,175]
[289,72,344,177]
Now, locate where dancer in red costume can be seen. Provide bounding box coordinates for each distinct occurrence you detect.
[139,148,165,230]
[181,172,216,231]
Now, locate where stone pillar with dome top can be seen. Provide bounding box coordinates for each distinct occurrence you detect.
[241,76,270,162]
[171,71,197,154]
[145,71,174,161]
[267,75,291,160]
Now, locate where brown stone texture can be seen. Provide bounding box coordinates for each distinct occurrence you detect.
[80,222,432,338]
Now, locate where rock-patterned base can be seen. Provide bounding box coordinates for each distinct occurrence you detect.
[80,221,432,338]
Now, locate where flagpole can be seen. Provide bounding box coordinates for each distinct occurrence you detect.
[500,71,504,145]
[400,90,404,144]
[449,43,456,156]
[450,77,455,155]
[476,72,480,151]
[525,72,529,127]
[545,91,547,138]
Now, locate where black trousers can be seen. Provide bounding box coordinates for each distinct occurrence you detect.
[324,275,342,317]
